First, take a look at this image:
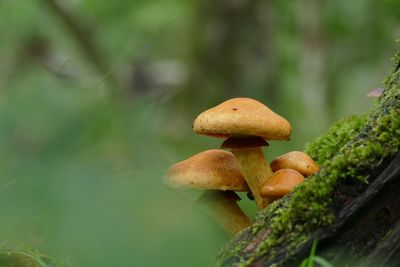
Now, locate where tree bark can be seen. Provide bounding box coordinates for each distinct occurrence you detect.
[214,52,400,266]
[184,0,274,107]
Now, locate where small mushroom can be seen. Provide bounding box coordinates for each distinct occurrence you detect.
[164,149,251,235]
[260,168,304,198]
[164,149,249,191]
[193,98,292,209]
[270,151,319,177]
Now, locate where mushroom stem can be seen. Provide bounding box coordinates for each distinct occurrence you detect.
[199,191,252,235]
[232,147,273,209]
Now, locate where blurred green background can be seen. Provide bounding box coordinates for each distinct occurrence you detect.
[0,0,399,266]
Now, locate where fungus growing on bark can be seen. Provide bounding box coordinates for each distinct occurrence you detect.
[193,97,292,209]
[270,151,319,177]
[164,149,251,235]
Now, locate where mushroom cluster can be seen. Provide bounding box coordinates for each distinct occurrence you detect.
[164,98,319,235]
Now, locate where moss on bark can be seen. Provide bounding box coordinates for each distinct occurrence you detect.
[214,52,400,267]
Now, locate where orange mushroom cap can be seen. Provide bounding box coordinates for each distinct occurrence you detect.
[193,98,291,141]
[164,149,249,192]
[260,169,304,198]
[270,151,319,177]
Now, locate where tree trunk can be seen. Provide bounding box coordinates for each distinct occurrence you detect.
[184,0,274,107]
[214,53,400,266]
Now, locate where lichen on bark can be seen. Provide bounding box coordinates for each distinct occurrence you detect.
[214,52,400,266]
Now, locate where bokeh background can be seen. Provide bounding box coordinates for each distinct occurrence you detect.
[0,0,399,266]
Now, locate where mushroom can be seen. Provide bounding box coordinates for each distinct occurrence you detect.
[193,97,292,209]
[164,149,251,235]
[260,168,304,199]
[270,151,319,177]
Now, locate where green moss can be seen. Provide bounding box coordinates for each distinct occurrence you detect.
[216,54,400,266]
[305,115,367,166]
[247,111,400,265]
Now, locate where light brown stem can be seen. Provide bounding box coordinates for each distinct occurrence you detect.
[200,191,252,235]
[232,147,273,209]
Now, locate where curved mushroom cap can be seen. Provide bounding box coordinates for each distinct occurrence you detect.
[193,98,292,141]
[270,151,319,177]
[164,149,249,191]
[260,169,304,197]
